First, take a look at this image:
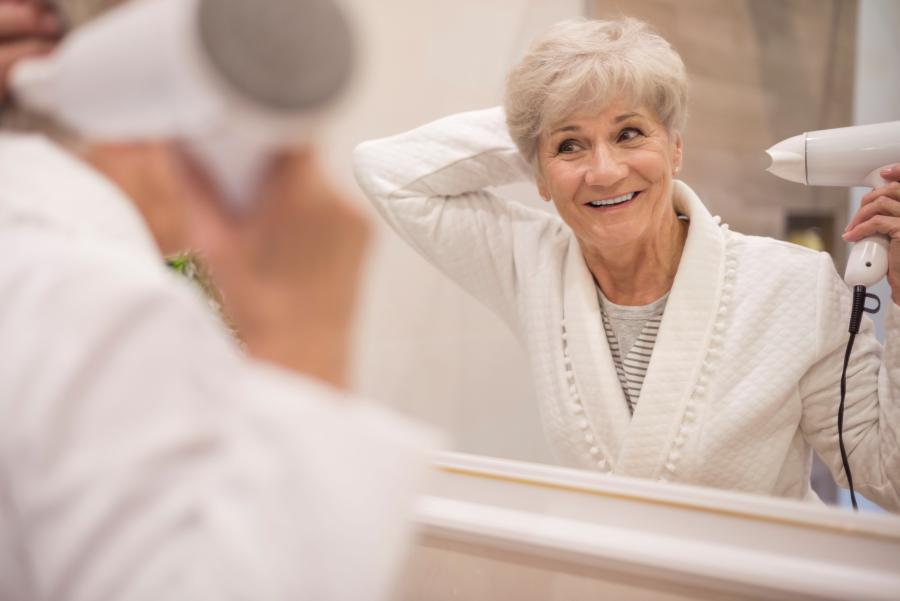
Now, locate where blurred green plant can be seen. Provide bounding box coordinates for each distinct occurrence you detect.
[165,251,238,338]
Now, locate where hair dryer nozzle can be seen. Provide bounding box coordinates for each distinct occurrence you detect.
[765,134,807,184]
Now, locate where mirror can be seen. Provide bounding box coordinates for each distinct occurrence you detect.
[323,0,900,515]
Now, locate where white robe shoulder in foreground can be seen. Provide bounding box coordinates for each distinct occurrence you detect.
[353,107,900,511]
[0,133,438,601]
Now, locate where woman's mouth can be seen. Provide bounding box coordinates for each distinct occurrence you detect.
[585,191,639,209]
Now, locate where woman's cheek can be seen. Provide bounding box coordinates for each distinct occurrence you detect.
[548,162,582,198]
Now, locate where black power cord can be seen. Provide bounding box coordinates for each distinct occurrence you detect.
[840,285,881,511]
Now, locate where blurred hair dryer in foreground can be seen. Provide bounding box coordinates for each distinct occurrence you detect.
[765,121,900,287]
[10,0,354,210]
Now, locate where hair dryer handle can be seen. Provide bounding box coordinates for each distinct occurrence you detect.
[844,236,889,287]
[844,167,892,287]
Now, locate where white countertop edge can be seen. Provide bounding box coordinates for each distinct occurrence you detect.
[432,451,900,538]
[414,494,900,601]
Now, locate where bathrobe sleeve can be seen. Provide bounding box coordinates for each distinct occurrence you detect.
[0,231,437,601]
[798,252,900,511]
[352,107,563,327]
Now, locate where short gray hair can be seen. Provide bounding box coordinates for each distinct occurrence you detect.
[504,18,688,165]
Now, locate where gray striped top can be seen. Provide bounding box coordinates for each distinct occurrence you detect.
[598,290,669,416]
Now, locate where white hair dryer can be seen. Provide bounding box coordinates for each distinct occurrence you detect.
[767,120,900,512]
[765,121,900,287]
[9,0,354,210]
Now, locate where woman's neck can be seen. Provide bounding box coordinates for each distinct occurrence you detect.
[580,212,688,306]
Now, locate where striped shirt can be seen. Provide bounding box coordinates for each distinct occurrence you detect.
[598,290,669,416]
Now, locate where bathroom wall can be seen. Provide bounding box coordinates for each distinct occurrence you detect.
[321,0,585,462]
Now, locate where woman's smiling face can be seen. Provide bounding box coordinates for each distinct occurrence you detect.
[536,98,683,249]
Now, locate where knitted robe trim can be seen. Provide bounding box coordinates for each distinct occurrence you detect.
[563,182,726,479]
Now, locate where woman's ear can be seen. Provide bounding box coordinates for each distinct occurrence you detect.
[537,175,551,203]
[671,132,684,176]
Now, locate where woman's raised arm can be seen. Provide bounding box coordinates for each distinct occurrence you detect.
[353,107,568,326]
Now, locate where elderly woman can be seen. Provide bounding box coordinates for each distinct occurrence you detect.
[354,17,900,509]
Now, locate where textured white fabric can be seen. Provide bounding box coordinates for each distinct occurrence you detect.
[353,107,900,510]
[0,133,436,600]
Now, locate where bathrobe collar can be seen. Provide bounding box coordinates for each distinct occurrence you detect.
[562,181,726,478]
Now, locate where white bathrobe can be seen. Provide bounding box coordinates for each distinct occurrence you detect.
[0,133,436,601]
[353,107,900,510]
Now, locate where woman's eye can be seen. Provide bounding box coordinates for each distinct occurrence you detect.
[557,139,580,154]
[617,127,644,142]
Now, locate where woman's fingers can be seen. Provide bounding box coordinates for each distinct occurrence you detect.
[846,173,900,241]
[880,163,900,183]
[846,193,900,234]
[0,2,60,38]
[860,181,900,207]
[843,214,900,242]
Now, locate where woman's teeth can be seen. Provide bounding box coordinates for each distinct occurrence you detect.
[588,192,636,207]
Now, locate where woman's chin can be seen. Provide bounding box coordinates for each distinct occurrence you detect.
[577,224,644,251]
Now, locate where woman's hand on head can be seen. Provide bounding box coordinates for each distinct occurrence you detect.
[182,149,372,389]
[0,0,62,99]
[843,163,900,304]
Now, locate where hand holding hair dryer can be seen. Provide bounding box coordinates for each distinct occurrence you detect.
[767,121,900,511]
[9,0,354,211]
[765,121,900,287]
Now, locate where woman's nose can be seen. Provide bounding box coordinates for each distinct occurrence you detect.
[584,146,627,188]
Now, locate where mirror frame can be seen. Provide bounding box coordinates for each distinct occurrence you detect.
[406,452,900,600]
